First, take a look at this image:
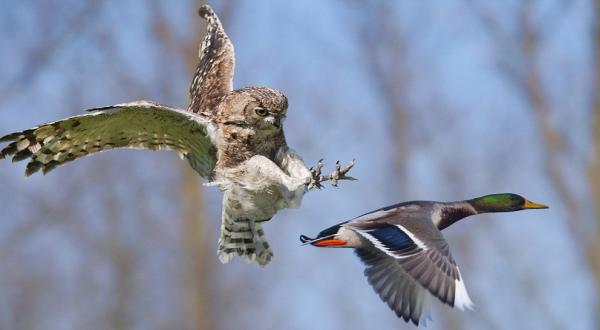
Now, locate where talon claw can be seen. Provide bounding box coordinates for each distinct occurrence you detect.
[308,158,356,190]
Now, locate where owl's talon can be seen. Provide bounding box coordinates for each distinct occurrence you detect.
[307,159,325,190]
[329,159,356,187]
[308,159,356,190]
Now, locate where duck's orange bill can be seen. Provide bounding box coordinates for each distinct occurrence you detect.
[314,239,348,247]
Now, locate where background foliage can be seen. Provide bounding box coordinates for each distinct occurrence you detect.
[0,1,595,329]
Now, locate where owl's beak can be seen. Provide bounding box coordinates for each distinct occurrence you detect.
[273,116,283,129]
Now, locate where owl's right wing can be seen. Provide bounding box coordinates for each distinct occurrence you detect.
[0,101,217,178]
[188,5,235,115]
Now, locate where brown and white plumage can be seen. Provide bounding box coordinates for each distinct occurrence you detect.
[189,5,234,116]
[1,5,354,267]
[0,101,216,177]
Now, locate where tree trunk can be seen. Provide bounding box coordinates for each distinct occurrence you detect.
[181,164,214,330]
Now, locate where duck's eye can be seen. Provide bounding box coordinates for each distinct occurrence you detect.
[255,107,268,117]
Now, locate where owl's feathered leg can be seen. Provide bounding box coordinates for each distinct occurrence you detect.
[308,159,356,189]
[217,216,273,267]
[238,155,311,193]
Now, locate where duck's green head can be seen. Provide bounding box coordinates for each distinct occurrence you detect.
[468,193,548,213]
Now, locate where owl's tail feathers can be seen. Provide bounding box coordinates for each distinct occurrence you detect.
[217,219,273,267]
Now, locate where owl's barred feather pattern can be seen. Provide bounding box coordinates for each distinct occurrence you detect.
[218,197,273,266]
[189,5,234,115]
[0,5,353,267]
[0,101,217,177]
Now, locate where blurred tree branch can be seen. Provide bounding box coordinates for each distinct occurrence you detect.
[149,2,217,329]
[149,2,239,329]
[588,0,600,327]
[0,1,226,329]
[0,1,104,107]
[351,1,414,198]
[349,2,470,328]
[469,0,596,327]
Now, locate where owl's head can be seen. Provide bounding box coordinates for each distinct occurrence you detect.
[218,87,288,131]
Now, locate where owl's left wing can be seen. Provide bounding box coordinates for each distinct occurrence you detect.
[0,101,217,177]
[188,5,235,115]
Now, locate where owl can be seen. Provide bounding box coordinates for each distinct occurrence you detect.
[0,5,355,266]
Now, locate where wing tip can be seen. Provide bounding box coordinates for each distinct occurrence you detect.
[24,160,44,176]
[198,5,214,19]
[0,143,17,159]
[11,148,33,163]
[454,272,474,311]
[0,132,19,143]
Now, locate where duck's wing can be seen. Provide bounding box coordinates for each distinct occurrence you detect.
[0,101,217,178]
[189,5,235,115]
[355,247,431,326]
[349,221,473,322]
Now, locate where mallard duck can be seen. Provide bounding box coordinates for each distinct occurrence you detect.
[300,193,548,325]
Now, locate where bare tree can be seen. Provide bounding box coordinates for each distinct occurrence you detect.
[350,1,416,198]
[347,2,471,328]
[0,1,223,329]
[469,0,596,327]
[588,0,600,327]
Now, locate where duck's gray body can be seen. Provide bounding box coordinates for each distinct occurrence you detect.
[303,194,548,325]
[302,200,476,325]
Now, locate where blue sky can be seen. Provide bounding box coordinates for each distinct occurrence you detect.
[0,1,595,329]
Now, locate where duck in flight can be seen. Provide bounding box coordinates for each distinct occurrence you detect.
[300,193,548,326]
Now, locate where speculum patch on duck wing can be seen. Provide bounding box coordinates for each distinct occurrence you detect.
[353,224,473,312]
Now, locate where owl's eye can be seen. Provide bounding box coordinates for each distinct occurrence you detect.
[255,107,268,117]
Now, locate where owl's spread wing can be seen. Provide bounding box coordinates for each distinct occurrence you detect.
[188,5,235,115]
[0,101,217,177]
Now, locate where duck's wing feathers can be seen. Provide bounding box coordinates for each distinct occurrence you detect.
[355,247,432,326]
[349,220,473,322]
[0,101,217,177]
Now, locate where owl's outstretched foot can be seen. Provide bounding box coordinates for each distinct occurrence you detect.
[329,159,357,187]
[308,159,326,190]
[308,159,356,190]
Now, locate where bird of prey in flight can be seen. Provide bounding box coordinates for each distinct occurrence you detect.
[0,5,355,266]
